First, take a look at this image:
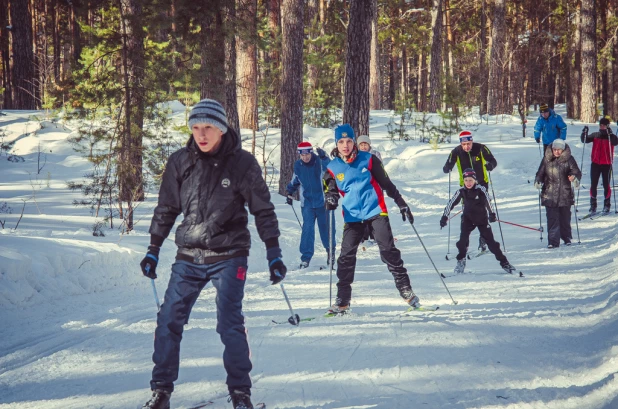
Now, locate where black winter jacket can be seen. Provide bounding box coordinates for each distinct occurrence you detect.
[535,144,582,208]
[442,184,494,226]
[443,143,497,187]
[149,128,280,260]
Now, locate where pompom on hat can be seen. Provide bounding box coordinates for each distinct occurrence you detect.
[458,130,473,142]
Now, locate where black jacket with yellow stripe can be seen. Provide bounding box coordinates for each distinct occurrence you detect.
[443,143,497,187]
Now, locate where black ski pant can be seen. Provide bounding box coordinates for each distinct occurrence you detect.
[150,257,252,394]
[335,215,411,303]
[589,162,612,202]
[456,217,507,263]
[545,206,572,246]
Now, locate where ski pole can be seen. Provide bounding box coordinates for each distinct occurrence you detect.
[291,202,303,229]
[612,167,617,213]
[538,190,543,241]
[275,271,300,326]
[496,219,543,232]
[608,126,617,213]
[150,278,161,311]
[447,171,451,258]
[448,209,462,220]
[576,128,588,213]
[571,182,581,244]
[409,222,458,305]
[488,172,506,252]
[328,210,334,307]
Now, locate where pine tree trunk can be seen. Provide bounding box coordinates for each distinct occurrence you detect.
[224,0,240,134]
[0,0,12,108]
[487,0,505,115]
[479,0,488,115]
[612,8,618,121]
[118,0,146,231]
[236,0,258,130]
[600,2,609,116]
[388,39,396,110]
[71,0,82,69]
[369,0,381,110]
[343,0,372,136]
[580,0,596,122]
[306,0,319,102]
[568,2,581,119]
[428,0,443,113]
[279,0,304,195]
[199,5,226,102]
[10,0,36,109]
[418,49,427,111]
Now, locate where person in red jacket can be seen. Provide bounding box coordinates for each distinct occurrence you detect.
[580,117,618,213]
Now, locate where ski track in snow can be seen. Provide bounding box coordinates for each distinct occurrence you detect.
[1,106,618,408]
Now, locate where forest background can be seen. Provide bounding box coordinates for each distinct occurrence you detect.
[0,0,616,232]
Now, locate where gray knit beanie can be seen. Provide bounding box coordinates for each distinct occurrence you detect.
[188,99,229,134]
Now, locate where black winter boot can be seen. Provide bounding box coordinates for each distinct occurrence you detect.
[229,390,254,409]
[603,198,611,213]
[142,390,171,409]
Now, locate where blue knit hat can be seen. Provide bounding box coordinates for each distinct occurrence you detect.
[188,99,228,134]
[335,124,355,142]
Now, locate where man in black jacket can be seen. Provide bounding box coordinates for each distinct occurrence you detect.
[442,130,498,252]
[139,99,286,409]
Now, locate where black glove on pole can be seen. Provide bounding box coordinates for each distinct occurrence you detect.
[140,245,160,279]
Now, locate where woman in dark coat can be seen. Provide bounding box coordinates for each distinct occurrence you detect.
[534,139,582,248]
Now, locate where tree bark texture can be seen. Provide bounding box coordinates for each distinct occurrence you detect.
[236,0,258,130]
[343,0,372,137]
[10,0,36,109]
[580,0,596,122]
[428,0,443,113]
[487,0,506,115]
[200,4,226,103]
[223,0,240,134]
[479,0,488,115]
[279,0,304,195]
[369,0,381,110]
[0,0,12,108]
[118,0,145,219]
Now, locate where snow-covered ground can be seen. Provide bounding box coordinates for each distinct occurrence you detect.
[1,105,618,408]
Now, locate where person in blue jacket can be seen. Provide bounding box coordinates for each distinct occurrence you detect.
[534,103,567,152]
[286,141,335,269]
[323,124,420,315]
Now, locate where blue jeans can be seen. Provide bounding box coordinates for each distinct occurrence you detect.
[300,206,335,263]
[150,257,252,393]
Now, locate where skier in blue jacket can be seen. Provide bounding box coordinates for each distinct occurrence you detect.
[286,141,335,269]
[323,124,420,315]
[534,103,567,152]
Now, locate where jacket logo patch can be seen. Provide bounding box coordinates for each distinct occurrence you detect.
[221,178,231,188]
[236,266,246,280]
[362,167,368,173]
[337,173,345,181]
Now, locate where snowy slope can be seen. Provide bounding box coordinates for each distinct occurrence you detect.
[1,105,618,409]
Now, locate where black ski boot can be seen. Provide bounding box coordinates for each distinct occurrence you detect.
[603,198,611,213]
[589,197,597,213]
[142,390,171,409]
[229,390,254,409]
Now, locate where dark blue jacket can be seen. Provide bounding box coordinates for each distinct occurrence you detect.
[286,153,331,208]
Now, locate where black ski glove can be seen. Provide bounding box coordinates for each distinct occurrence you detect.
[400,205,414,224]
[535,138,540,144]
[267,247,287,285]
[442,164,450,174]
[489,212,497,223]
[316,147,327,159]
[325,195,338,210]
[485,162,494,171]
[140,245,160,279]
[440,215,448,228]
[285,195,294,205]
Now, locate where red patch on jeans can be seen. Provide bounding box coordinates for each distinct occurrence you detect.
[236,266,247,280]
